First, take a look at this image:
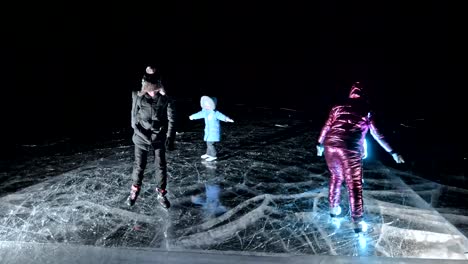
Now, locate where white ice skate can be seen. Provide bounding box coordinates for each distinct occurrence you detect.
[205,156,217,162]
[330,206,342,218]
[353,220,368,233]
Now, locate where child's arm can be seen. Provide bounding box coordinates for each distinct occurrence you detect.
[215,111,234,122]
[189,110,205,120]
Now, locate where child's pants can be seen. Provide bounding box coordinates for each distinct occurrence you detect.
[207,141,217,157]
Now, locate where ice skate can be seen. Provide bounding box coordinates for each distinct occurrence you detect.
[205,156,217,162]
[156,188,171,209]
[353,220,368,233]
[126,185,141,206]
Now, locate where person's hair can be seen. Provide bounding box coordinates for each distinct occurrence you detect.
[138,80,164,96]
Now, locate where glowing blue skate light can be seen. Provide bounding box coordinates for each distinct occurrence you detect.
[330,206,342,216]
[363,139,368,159]
[360,221,368,232]
[336,206,342,216]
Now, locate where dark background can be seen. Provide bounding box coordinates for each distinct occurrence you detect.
[2,2,464,176]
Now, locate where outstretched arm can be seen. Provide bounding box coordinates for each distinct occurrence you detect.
[368,118,392,153]
[189,110,205,120]
[215,111,234,122]
[369,115,405,163]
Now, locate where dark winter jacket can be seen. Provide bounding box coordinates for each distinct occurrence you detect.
[131,91,176,149]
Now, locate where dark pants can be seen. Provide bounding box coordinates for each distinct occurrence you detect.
[207,141,217,157]
[131,141,167,190]
[324,146,363,222]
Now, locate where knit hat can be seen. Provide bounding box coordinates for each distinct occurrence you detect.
[142,66,162,85]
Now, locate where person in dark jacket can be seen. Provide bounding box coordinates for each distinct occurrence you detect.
[127,66,176,209]
[316,82,404,233]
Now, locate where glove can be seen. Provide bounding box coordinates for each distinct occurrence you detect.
[189,116,194,120]
[316,144,324,157]
[391,153,405,163]
[165,137,175,151]
[226,118,234,123]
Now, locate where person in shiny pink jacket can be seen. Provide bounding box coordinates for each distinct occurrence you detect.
[316,82,404,233]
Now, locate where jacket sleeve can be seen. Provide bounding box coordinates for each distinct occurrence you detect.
[318,106,338,144]
[368,113,393,153]
[166,96,177,139]
[215,111,228,121]
[190,110,205,120]
[131,91,139,129]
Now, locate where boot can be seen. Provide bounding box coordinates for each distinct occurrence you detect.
[127,185,141,206]
[156,188,171,209]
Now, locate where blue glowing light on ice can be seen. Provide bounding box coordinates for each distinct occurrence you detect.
[358,233,367,248]
[363,139,368,159]
[331,217,342,228]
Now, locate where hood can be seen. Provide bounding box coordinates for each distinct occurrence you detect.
[349,82,365,99]
[200,96,217,110]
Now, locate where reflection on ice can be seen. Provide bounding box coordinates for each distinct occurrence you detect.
[331,217,342,229]
[358,233,367,248]
[191,184,228,218]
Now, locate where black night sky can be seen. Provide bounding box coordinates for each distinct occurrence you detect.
[3,2,463,158]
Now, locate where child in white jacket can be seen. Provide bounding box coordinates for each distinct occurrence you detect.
[189,96,234,161]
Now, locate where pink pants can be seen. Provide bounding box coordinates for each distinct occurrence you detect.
[324,146,363,222]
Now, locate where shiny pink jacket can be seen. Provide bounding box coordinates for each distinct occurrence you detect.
[318,94,393,155]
